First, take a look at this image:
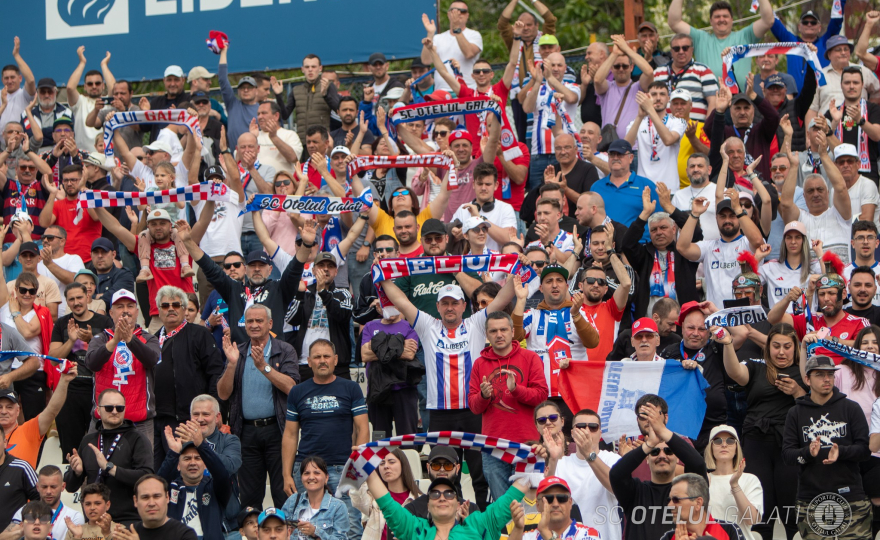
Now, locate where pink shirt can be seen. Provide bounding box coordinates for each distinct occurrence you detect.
[263,211,299,256]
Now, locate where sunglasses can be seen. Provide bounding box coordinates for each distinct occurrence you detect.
[375,247,397,254]
[649,447,675,457]
[542,494,571,504]
[22,516,52,524]
[144,149,156,156]
[671,45,691,52]
[473,69,494,75]
[429,461,456,471]
[433,130,450,138]
[612,64,631,70]
[17,286,37,296]
[574,422,600,433]
[740,200,752,209]
[275,180,292,187]
[224,262,243,269]
[393,189,411,197]
[448,7,468,13]
[584,277,607,286]
[769,165,788,172]
[160,302,183,310]
[428,490,457,500]
[666,496,700,505]
[41,235,60,242]
[193,100,210,105]
[18,165,36,171]
[536,414,560,425]
[423,235,445,244]
[801,18,819,25]
[712,437,737,446]
[100,405,125,413]
[532,261,548,268]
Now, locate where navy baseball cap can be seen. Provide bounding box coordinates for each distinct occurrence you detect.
[765,74,786,88]
[91,238,115,252]
[246,250,271,265]
[607,140,633,155]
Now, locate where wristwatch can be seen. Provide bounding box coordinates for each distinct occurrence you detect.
[263,365,272,374]
[587,452,598,462]
[859,118,866,127]
[104,463,114,474]
[606,248,616,256]
[513,36,522,41]
[736,211,747,218]
[302,240,316,248]
[358,214,369,220]
[452,28,463,34]
[10,311,20,319]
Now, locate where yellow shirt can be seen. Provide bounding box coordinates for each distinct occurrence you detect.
[371,207,433,240]
[677,121,710,188]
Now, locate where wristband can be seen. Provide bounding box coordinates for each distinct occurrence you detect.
[736,211,747,218]
[301,240,316,249]
[513,36,522,41]
[689,212,699,220]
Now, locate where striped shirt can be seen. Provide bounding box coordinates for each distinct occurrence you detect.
[530,81,581,156]
[521,308,591,397]
[653,61,719,122]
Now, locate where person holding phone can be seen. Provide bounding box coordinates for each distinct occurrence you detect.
[714,324,807,540]
[280,456,349,540]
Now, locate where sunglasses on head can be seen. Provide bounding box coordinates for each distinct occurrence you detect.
[712,437,737,446]
[375,246,396,254]
[429,461,456,471]
[224,261,243,269]
[428,490,457,500]
[574,422,600,433]
[17,286,37,296]
[160,302,183,310]
[671,45,691,52]
[542,494,571,504]
[536,414,560,425]
[100,405,125,413]
[584,277,607,286]
[612,64,631,70]
[649,447,675,457]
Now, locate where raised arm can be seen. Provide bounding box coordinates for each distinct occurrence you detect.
[856,12,880,73]
[93,207,136,252]
[611,35,654,90]
[112,131,137,170]
[609,251,631,311]
[751,0,776,38]
[12,38,35,97]
[667,0,691,34]
[427,164,452,220]
[425,39,461,96]
[65,46,88,107]
[100,51,115,93]
[779,149,800,224]
[676,197,708,261]
[378,279,419,325]
[823,136,852,221]
[592,48,616,96]
[521,66,544,114]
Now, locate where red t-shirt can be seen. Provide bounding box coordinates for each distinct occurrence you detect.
[458,80,512,138]
[134,237,195,316]
[792,312,870,364]
[52,197,102,262]
[400,245,425,258]
[580,299,625,362]
[493,142,530,211]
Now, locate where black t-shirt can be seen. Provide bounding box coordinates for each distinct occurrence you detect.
[135,518,198,540]
[331,126,375,149]
[553,160,600,217]
[662,341,728,427]
[824,102,880,181]
[742,359,808,439]
[734,319,772,364]
[846,304,880,327]
[51,312,114,380]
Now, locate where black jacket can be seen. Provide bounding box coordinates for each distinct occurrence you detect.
[63,420,154,525]
[761,63,817,152]
[353,273,381,326]
[288,284,353,372]
[706,95,780,183]
[157,323,225,422]
[0,453,38,528]
[227,337,300,437]
[367,331,425,405]
[94,265,135,306]
[782,387,870,502]
[621,210,701,318]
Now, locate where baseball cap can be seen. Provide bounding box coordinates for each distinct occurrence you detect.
[448,129,472,146]
[37,78,56,90]
[91,238,115,252]
[384,87,405,101]
[237,507,261,529]
[538,35,560,46]
[463,216,489,234]
[537,476,571,495]
[825,35,853,59]
[19,242,39,256]
[411,57,429,70]
[437,284,465,302]
[368,52,388,65]
[111,289,137,306]
[834,143,859,161]
[330,145,352,158]
[540,264,569,282]
[144,141,173,155]
[146,209,172,223]
[164,65,185,78]
[638,21,659,33]
[246,250,271,265]
[783,221,808,237]
[187,66,215,82]
[53,115,73,128]
[191,90,211,104]
[421,219,447,237]
[765,74,786,88]
[74,269,98,284]
[428,446,459,463]
[83,154,112,171]
[0,390,19,404]
[427,477,458,495]
[716,199,735,214]
[425,89,453,102]
[739,191,754,205]
[204,165,226,181]
[800,9,820,21]
[731,94,753,106]
[237,76,257,88]
[669,88,691,102]
[804,354,839,375]
[677,300,703,326]
[709,424,739,442]
[607,139,633,155]
[632,317,659,336]
[313,252,338,267]
[257,508,287,527]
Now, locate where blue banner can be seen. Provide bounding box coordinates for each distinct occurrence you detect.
[14,1,435,81]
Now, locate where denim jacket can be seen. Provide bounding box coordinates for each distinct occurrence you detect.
[281,490,349,540]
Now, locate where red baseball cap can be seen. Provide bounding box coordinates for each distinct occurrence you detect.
[677,301,703,326]
[448,129,472,146]
[537,476,571,495]
[425,89,453,102]
[632,317,659,336]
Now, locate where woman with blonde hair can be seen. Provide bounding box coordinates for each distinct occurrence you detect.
[703,425,763,540]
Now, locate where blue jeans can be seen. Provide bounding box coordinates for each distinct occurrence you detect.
[527,153,558,192]
[483,454,515,502]
[292,462,363,540]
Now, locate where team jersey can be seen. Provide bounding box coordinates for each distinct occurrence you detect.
[527,230,574,254]
[844,262,880,306]
[530,82,581,156]
[759,259,822,312]
[522,521,601,540]
[792,312,870,364]
[413,309,488,410]
[521,307,590,397]
[695,235,752,308]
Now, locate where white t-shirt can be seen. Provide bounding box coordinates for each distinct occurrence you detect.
[672,183,720,241]
[798,207,851,265]
[631,114,686,193]
[194,193,245,258]
[13,503,83,540]
[844,262,880,307]
[257,129,303,174]
[555,451,621,540]
[844,175,880,223]
[180,489,205,537]
[695,235,753,308]
[413,309,488,410]
[71,95,101,153]
[451,200,517,252]
[870,397,880,434]
[708,472,763,540]
[0,87,34,134]
[526,230,575,254]
[760,259,822,311]
[132,159,190,221]
[0,305,41,365]
[433,29,484,91]
[37,253,85,318]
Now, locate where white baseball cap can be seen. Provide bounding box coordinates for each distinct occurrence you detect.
[669,88,691,102]
[437,284,465,302]
[834,143,859,161]
[144,141,174,155]
[111,289,137,306]
[463,216,489,234]
[164,65,185,78]
[330,146,352,157]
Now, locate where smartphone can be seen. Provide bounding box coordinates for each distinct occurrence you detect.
[777,373,791,380]
[723,298,751,309]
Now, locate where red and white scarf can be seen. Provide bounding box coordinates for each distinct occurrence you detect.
[158,321,187,347]
[348,154,459,189]
[835,98,871,172]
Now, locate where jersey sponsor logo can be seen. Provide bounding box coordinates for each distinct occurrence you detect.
[436,339,468,350]
[710,261,738,270]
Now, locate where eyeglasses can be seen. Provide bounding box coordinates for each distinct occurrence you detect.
[18,165,36,171]
[740,200,752,209]
[612,64,631,70]
[41,235,60,242]
[54,128,73,134]
[532,261,548,268]
[160,302,183,309]
[536,414,560,425]
[666,496,699,505]
[584,277,607,286]
[274,180,292,187]
[542,494,571,504]
[769,165,788,172]
[17,286,37,296]
[393,189,410,197]
[801,18,819,25]
[100,405,125,413]
[224,262,243,269]
[429,461,456,471]
[671,45,691,52]
[855,235,878,243]
[62,177,80,183]
[712,437,737,446]
[574,422,600,433]
[472,69,494,75]
[428,490,457,500]
[193,100,210,106]
[648,447,675,457]
[433,130,450,138]
[375,247,397,254]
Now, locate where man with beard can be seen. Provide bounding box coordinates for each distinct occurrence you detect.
[763,65,817,152]
[275,54,339,143]
[186,66,225,124]
[844,221,880,307]
[201,251,245,352]
[219,45,261,151]
[330,97,374,150]
[88,80,141,150]
[389,212,422,258]
[843,267,880,326]
[142,66,191,144]
[807,35,880,125]
[573,192,627,260]
[90,238,134,306]
[11,466,83,539]
[39,165,101,263]
[22,78,72,152]
[576,242,631,361]
[35,225,85,317]
[672,154,719,240]
[625,84,687,193]
[653,35,717,124]
[826,68,880,183]
[64,46,115,153]
[575,224,637,326]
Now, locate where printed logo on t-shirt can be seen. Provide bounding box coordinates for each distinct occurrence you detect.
[801,413,847,446]
[413,281,448,298]
[710,261,738,270]
[305,395,340,413]
[153,246,177,269]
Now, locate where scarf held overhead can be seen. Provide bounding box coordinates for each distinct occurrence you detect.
[721,43,826,93]
[347,153,459,190]
[336,431,544,497]
[240,191,374,216]
[704,305,768,328]
[78,182,232,209]
[808,339,880,371]
[390,97,502,127]
[102,109,203,166]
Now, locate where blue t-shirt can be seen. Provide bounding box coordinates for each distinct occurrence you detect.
[590,173,657,242]
[286,377,367,465]
[242,342,275,420]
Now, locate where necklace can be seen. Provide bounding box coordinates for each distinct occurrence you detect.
[689,183,711,203]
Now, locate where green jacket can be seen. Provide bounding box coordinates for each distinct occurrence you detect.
[376,485,524,540]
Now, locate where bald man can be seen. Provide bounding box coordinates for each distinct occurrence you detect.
[575,192,629,260]
[579,121,610,175]
[580,43,609,126]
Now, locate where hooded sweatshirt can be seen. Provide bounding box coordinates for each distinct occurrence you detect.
[468,341,549,443]
[782,387,870,502]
